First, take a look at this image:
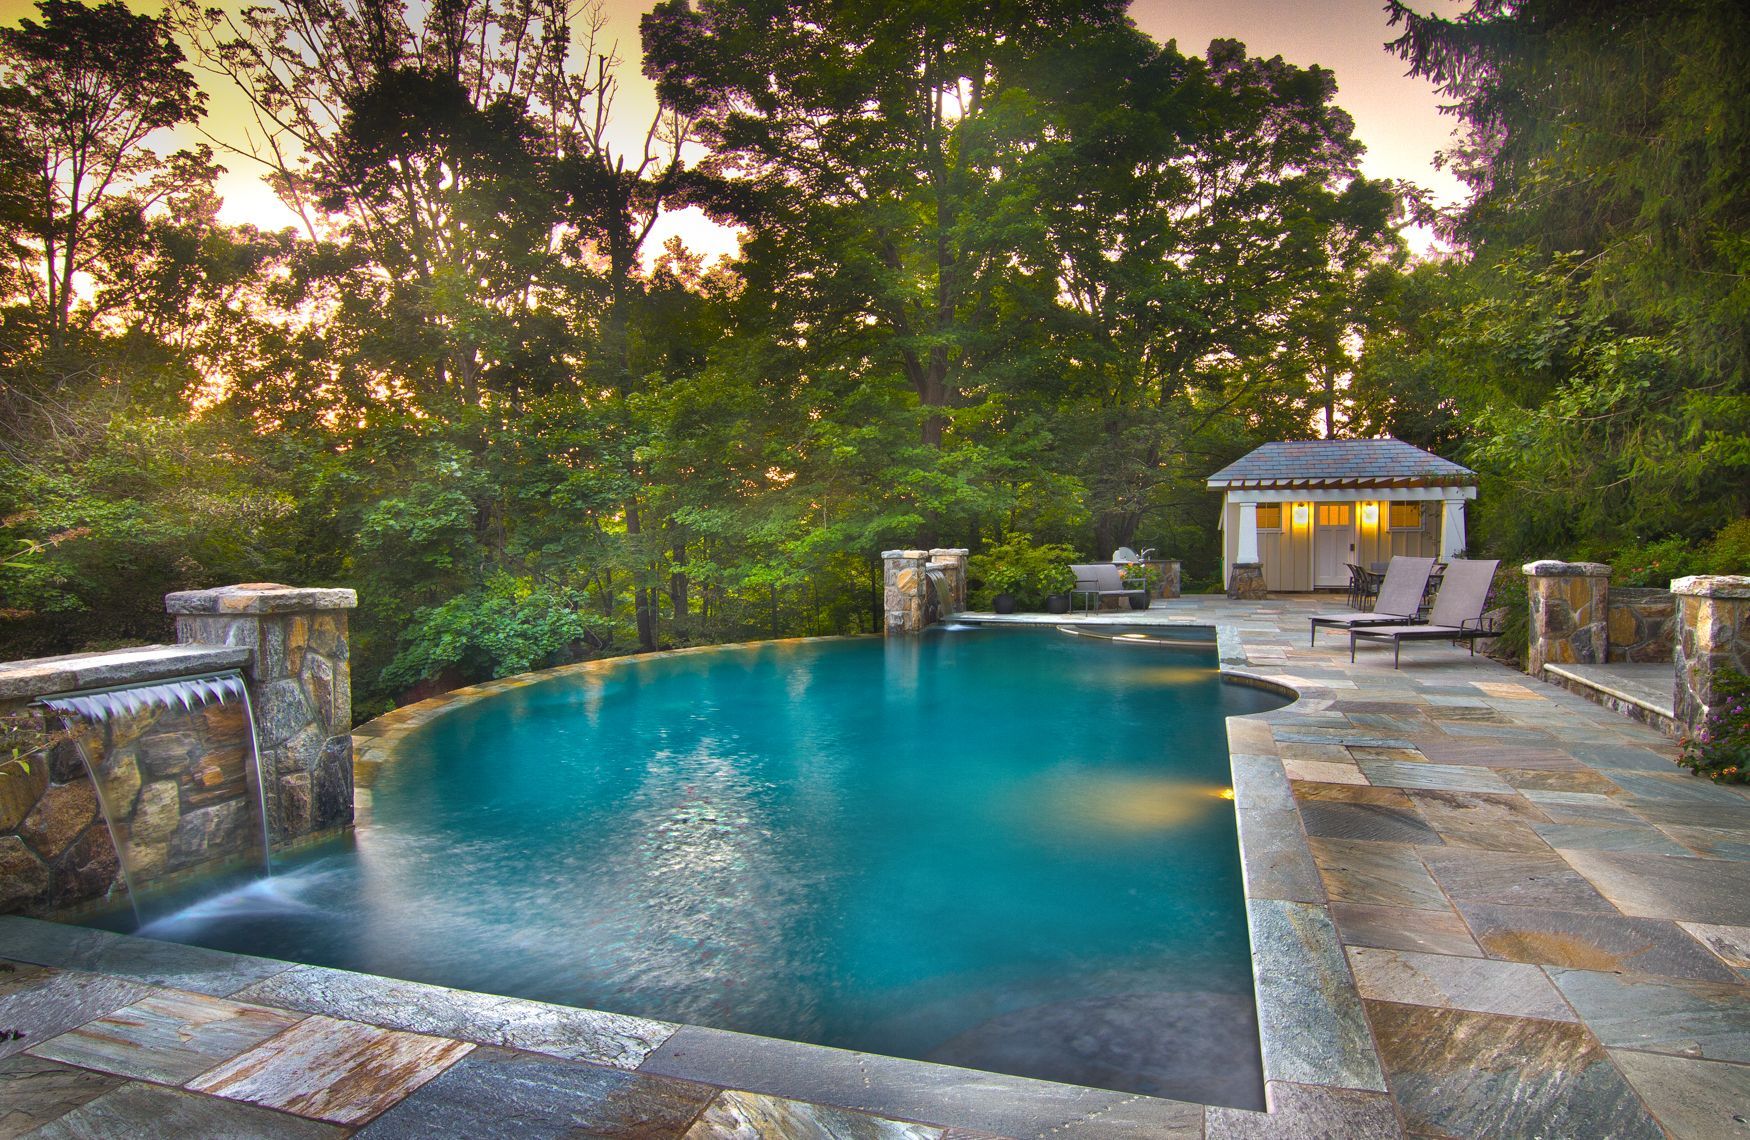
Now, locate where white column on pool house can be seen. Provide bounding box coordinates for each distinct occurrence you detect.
[1440,496,1468,560]
[1235,500,1260,563]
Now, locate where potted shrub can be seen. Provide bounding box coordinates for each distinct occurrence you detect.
[969,542,1029,613]
[1120,562,1161,609]
[969,540,1080,613]
[1040,561,1078,613]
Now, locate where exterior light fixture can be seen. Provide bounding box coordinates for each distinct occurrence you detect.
[1292,504,1309,526]
[1361,502,1379,526]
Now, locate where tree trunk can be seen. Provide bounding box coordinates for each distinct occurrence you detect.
[669,539,689,625]
[1094,511,1141,561]
[625,502,657,651]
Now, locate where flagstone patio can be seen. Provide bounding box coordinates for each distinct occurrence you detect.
[2,594,1747,1137]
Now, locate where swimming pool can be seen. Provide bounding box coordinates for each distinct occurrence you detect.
[133,626,1286,1107]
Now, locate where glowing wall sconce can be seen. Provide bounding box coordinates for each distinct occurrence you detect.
[1361,502,1379,527]
[1292,503,1309,527]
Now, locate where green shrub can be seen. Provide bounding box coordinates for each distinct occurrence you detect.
[1611,518,1750,587]
[968,539,1080,610]
[379,574,612,693]
[1611,535,1705,588]
[1706,518,1750,574]
[1121,563,1162,592]
[1678,669,1750,784]
[1484,568,1529,667]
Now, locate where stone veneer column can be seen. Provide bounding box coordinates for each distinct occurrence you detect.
[1523,561,1610,676]
[881,551,930,635]
[1161,559,1182,599]
[165,584,358,845]
[1671,575,1750,737]
[927,548,969,612]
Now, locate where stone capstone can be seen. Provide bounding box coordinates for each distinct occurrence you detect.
[165,583,359,616]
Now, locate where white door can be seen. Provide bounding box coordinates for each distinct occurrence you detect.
[1313,504,1355,588]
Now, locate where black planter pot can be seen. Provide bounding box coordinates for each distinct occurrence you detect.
[993,593,1017,614]
[1045,593,1071,615]
[1127,593,1150,610]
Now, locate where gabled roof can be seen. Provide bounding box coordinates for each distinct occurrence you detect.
[1206,439,1476,490]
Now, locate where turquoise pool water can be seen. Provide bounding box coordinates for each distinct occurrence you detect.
[138,626,1285,1106]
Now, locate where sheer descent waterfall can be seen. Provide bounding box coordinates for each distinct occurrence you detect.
[38,670,273,924]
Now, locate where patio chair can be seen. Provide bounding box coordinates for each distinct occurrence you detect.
[1309,556,1437,646]
[1348,559,1502,668]
[1070,563,1149,612]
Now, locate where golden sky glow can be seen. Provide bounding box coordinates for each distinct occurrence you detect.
[0,0,1470,257]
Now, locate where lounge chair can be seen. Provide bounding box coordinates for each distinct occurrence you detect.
[1309,556,1437,646]
[1070,563,1149,612]
[1348,559,1501,668]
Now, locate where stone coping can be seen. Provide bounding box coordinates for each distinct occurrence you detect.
[1544,664,1676,721]
[1523,560,1611,577]
[1671,574,1750,599]
[164,583,358,615]
[351,621,1353,1128]
[0,644,253,702]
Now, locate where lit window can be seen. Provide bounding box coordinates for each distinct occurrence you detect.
[1317,504,1351,527]
[1389,502,1423,528]
[1256,504,1282,529]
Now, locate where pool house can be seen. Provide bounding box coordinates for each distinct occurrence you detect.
[1207,439,1478,593]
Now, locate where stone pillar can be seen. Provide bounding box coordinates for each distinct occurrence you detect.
[928,548,969,612]
[166,584,358,846]
[1440,498,1468,561]
[1227,563,1267,600]
[881,551,930,636]
[1671,575,1750,737]
[1161,559,1182,599]
[1523,561,1610,676]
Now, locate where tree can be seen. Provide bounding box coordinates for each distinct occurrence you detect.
[0,0,207,357]
[1379,0,1750,549]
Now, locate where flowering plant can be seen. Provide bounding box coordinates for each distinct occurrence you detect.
[1678,668,1750,783]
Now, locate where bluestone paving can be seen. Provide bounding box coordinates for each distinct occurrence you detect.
[3,594,1749,1135]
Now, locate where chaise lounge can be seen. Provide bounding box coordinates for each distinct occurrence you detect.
[1309,556,1437,646]
[1348,558,1501,668]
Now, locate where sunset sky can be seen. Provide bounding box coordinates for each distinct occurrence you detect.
[1,0,1471,256]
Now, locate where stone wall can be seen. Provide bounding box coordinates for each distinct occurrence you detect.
[1672,575,1750,736]
[1523,561,1610,676]
[167,585,357,845]
[1607,588,1676,664]
[0,645,253,916]
[0,583,356,919]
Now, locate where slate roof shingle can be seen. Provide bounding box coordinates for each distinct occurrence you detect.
[1206,439,1476,488]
